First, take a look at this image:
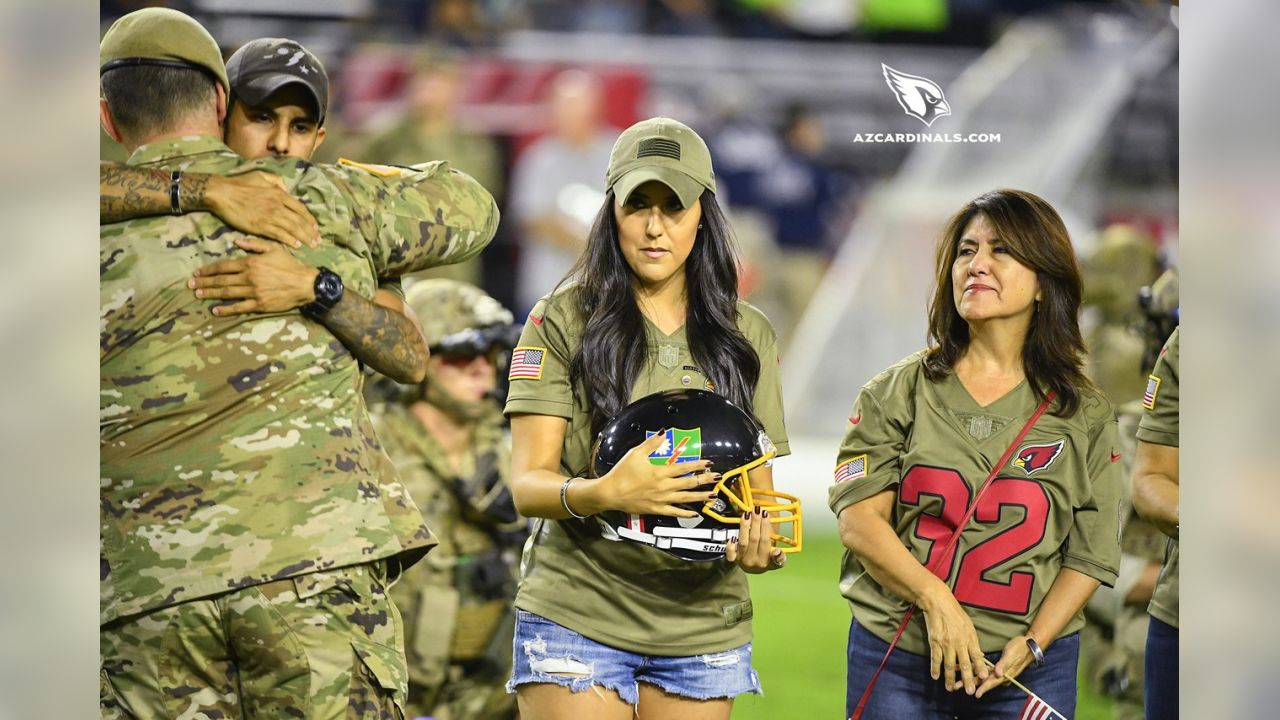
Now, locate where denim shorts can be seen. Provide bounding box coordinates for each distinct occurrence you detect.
[507,609,762,705]
[845,620,1080,720]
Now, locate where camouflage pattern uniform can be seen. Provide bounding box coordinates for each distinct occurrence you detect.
[369,281,525,720]
[360,120,505,287]
[1078,227,1164,719]
[100,136,499,719]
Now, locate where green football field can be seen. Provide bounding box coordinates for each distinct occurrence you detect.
[732,532,1113,719]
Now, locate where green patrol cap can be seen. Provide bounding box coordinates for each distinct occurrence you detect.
[606,116,716,209]
[100,8,230,95]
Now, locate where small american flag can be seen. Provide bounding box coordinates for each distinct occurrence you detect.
[1142,374,1161,409]
[509,347,545,380]
[1018,693,1067,720]
[834,455,867,484]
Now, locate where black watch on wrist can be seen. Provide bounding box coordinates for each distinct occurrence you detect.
[302,267,344,319]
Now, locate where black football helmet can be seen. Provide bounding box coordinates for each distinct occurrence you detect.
[590,389,802,561]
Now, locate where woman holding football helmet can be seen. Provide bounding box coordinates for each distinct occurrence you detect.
[503,117,800,720]
[832,189,1123,719]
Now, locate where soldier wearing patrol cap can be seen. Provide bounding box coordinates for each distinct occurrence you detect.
[223,37,331,160]
[100,30,429,387]
[98,8,498,719]
[369,280,525,720]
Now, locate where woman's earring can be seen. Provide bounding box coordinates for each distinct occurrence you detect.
[698,223,703,230]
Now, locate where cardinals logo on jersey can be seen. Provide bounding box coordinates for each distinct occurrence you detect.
[882,64,952,127]
[1011,439,1065,476]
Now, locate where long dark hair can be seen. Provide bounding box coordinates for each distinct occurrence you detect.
[565,189,761,434]
[923,188,1092,417]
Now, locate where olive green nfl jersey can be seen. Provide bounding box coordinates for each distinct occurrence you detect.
[828,352,1123,655]
[100,136,499,624]
[1136,327,1179,629]
[502,284,789,656]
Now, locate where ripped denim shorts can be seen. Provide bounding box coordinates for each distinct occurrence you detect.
[507,609,762,705]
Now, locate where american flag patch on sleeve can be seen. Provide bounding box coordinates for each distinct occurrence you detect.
[1142,374,1161,410]
[509,347,546,380]
[834,455,868,484]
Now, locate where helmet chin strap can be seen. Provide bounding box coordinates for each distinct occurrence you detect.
[421,375,491,422]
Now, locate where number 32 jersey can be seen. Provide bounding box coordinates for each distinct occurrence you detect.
[828,352,1123,655]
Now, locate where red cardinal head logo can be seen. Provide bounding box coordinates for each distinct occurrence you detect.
[1011,439,1065,475]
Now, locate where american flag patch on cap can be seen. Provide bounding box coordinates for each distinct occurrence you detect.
[509,346,546,380]
[834,455,867,484]
[1142,374,1161,410]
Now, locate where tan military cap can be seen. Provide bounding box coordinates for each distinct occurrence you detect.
[100,8,229,95]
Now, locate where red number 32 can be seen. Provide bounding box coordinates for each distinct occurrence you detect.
[899,465,1050,615]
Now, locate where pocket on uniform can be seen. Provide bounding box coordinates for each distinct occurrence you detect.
[349,641,408,720]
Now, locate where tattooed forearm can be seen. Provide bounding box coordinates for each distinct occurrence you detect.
[321,292,429,384]
[181,173,210,213]
[100,163,213,223]
[100,163,169,222]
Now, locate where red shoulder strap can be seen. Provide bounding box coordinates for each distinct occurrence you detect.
[849,391,1056,720]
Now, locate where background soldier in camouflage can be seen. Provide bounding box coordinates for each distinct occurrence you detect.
[359,50,505,287]
[368,280,526,720]
[1078,229,1172,719]
[99,9,498,719]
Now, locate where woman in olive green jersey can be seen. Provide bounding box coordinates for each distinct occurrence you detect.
[831,189,1123,718]
[503,117,791,720]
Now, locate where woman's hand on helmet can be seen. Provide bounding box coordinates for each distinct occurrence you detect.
[594,431,719,517]
[726,508,784,573]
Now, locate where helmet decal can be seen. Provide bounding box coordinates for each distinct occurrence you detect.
[591,390,803,561]
[646,428,702,465]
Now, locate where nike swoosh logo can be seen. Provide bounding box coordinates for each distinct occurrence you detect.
[1110,452,1121,463]
[529,313,544,326]
[849,413,861,425]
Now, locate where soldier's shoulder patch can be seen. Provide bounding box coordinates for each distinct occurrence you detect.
[508,346,546,381]
[834,455,868,484]
[337,158,408,177]
[1142,374,1161,410]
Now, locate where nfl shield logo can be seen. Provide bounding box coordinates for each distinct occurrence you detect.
[658,344,680,369]
[647,428,702,466]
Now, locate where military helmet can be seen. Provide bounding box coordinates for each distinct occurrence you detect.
[590,389,802,562]
[1081,224,1160,316]
[404,279,518,357]
[1138,267,1179,372]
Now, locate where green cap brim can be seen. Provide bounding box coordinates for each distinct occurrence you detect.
[611,166,705,210]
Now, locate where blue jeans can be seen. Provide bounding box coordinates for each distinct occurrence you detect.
[507,609,762,705]
[845,620,1080,719]
[1143,616,1178,719]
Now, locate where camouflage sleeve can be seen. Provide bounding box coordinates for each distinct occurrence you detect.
[332,159,500,277]
[377,278,405,300]
[1062,415,1124,587]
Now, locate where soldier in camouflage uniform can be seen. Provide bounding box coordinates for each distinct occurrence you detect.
[368,280,526,720]
[98,9,498,719]
[359,52,504,287]
[1078,226,1161,717]
[1078,228,1170,719]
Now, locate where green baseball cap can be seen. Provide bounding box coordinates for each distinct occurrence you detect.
[100,8,229,95]
[606,117,716,209]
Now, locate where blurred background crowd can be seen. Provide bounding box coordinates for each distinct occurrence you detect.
[98,2,1179,718]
